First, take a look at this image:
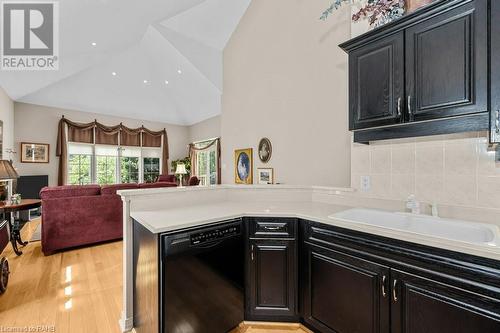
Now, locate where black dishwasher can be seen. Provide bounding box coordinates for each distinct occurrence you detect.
[161,219,244,333]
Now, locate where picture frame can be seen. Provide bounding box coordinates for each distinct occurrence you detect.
[234,148,253,184]
[20,142,50,163]
[258,137,272,163]
[257,168,274,185]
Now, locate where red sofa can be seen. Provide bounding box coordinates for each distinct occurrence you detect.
[40,182,176,255]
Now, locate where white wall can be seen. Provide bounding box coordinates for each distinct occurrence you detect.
[14,102,190,186]
[221,0,352,187]
[188,115,221,143]
[0,87,15,160]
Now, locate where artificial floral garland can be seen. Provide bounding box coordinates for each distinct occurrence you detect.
[320,0,406,27]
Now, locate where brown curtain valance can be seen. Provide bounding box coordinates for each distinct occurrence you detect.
[95,123,120,145]
[56,116,170,185]
[120,125,141,147]
[67,120,95,144]
[189,138,221,185]
[142,130,162,148]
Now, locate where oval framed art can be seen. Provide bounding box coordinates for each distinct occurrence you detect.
[234,148,253,184]
[258,138,272,163]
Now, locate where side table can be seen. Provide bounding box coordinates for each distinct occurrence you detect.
[0,199,42,256]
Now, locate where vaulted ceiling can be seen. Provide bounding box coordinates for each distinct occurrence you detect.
[0,0,251,125]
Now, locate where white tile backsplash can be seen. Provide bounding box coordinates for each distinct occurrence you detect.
[351,132,500,209]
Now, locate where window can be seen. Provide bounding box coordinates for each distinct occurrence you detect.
[120,147,140,184]
[68,144,93,185]
[67,143,161,185]
[95,146,118,185]
[194,141,218,186]
[143,149,161,183]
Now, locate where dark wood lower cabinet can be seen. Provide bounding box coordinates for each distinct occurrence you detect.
[246,238,297,320]
[300,220,500,333]
[391,270,500,333]
[302,243,390,333]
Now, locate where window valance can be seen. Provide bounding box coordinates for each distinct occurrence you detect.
[56,116,170,185]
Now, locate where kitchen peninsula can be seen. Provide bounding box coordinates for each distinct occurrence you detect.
[119,185,500,333]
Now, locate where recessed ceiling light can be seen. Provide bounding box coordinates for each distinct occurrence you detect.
[143,80,148,84]
[165,80,169,85]
[177,69,182,74]
[91,42,97,46]
[111,72,117,76]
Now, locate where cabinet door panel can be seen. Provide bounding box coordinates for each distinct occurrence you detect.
[391,270,500,333]
[349,32,404,130]
[406,0,487,121]
[303,244,390,333]
[248,239,296,318]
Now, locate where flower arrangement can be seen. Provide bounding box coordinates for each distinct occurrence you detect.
[320,0,406,27]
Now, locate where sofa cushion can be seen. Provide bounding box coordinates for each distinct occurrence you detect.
[157,174,176,183]
[101,183,139,195]
[40,185,101,199]
[138,182,177,189]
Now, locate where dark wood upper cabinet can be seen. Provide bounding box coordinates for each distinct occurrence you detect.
[491,0,500,143]
[391,270,500,333]
[405,0,487,121]
[302,244,390,333]
[340,0,491,143]
[349,32,404,130]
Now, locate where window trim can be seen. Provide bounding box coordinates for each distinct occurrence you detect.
[193,140,218,186]
[66,142,162,185]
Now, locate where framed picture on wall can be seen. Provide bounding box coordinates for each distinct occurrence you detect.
[234,148,253,184]
[257,168,274,185]
[20,142,50,163]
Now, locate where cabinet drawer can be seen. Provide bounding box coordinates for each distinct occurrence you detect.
[248,217,296,239]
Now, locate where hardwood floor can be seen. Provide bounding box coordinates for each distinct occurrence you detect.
[0,218,123,333]
[0,218,311,333]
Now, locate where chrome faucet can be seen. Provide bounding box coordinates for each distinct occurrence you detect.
[431,202,439,217]
[406,195,421,214]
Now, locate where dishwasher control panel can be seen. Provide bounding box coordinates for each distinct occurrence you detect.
[190,224,240,245]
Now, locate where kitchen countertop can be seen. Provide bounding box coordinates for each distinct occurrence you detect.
[131,201,500,261]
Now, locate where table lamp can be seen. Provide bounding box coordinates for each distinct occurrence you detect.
[175,163,187,188]
[0,160,19,203]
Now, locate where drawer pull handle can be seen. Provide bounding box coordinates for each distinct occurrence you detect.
[397,97,402,117]
[251,245,254,261]
[407,96,412,116]
[381,275,387,298]
[393,279,398,302]
[263,226,282,231]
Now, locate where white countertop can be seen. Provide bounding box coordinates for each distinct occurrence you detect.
[131,200,500,261]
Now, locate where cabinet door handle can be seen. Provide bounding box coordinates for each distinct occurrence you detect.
[393,279,398,302]
[251,245,254,261]
[381,275,387,298]
[407,96,412,116]
[496,110,499,134]
[397,98,402,117]
[263,225,282,231]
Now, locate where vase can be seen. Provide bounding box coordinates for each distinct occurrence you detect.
[407,0,434,13]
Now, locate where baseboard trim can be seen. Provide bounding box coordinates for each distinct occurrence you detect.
[119,316,134,332]
[238,321,314,332]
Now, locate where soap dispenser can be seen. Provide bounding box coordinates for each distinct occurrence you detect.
[406,195,420,214]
